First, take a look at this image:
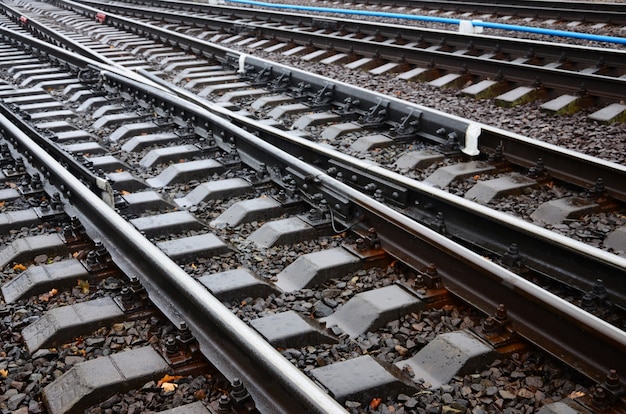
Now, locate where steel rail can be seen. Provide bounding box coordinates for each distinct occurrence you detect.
[81,0,626,69]
[101,0,626,25]
[120,0,622,70]
[47,1,626,202]
[6,0,626,388]
[0,84,349,414]
[0,2,116,66]
[2,65,624,395]
[137,66,626,311]
[336,0,626,25]
[74,0,626,103]
[17,0,626,302]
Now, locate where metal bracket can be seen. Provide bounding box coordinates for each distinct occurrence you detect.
[327,159,408,207]
[269,70,291,93]
[388,108,422,141]
[358,98,389,128]
[309,82,334,109]
[333,97,361,121]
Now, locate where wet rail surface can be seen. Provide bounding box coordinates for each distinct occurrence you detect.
[0,1,625,414]
[308,0,626,25]
[6,0,624,301]
[69,0,626,109]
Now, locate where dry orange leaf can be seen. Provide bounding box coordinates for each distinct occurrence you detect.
[157,374,183,388]
[370,398,382,409]
[0,201,5,207]
[13,263,26,272]
[0,369,7,378]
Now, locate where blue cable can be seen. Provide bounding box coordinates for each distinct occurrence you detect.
[225,0,626,45]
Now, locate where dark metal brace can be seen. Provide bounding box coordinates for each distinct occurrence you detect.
[359,98,389,128]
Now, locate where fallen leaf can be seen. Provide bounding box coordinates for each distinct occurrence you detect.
[0,201,4,207]
[157,374,183,388]
[0,369,7,378]
[568,390,586,399]
[13,263,26,272]
[77,279,90,294]
[370,398,382,409]
[37,293,50,302]
[161,382,178,392]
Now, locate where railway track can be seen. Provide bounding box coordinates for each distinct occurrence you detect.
[69,0,626,114]
[0,1,624,413]
[328,0,626,26]
[12,0,623,291]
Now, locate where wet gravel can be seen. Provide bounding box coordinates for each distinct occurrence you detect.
[0,3,619,412]
[256,0,626,49]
